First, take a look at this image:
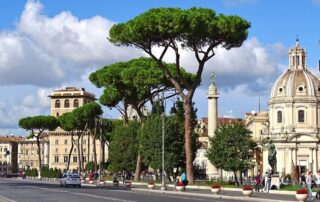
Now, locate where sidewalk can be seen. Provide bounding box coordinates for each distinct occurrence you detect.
[107,181,298,202]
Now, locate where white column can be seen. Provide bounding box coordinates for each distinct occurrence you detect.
[313,148,318,173]
[309,148,313,172]
[293,148,297,166]
[287,148,292,174]
[263,149,269,172]
[282,148,286,174]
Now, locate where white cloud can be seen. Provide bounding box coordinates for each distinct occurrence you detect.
[312,0,320,5]
[22,87,52,108]
[0,0,142,86]
[154,37,287,95]
[222,0,258,7]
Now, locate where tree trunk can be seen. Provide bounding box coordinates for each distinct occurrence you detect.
[67,132,74,171]
[92,131,97,171]
[80,133,84,171]
[77,133,82,172]
[36,135,42,179]
[134,154,142,181]
[233,171,239,186]
[87,132,90,166]
[183,97,194,184]
[240,169,243,185]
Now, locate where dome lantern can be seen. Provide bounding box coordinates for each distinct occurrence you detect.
[289,38,306,70]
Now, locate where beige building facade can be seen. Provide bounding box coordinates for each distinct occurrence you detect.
[18,138,49,170]
[49,87,96,117]
[18,87,108,172]
[0,136,22,175]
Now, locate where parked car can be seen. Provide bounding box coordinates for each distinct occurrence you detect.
[60,173,81,188]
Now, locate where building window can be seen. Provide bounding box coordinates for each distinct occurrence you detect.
[55,140,59,145]
[298,110,305,123]
[64,156,68,163]
[277,111,282,123]
[65,148,68,153]
[54,156,59,163]
[83,156,87,163]
[74,99,79,108]
[64,99,70,108]
[74,148,77,153]
[64,140,68,145]
[55,100,61,108]
[56,113,59,117]
[296,55,300,65]
[55,148,58,153]
[73,156,77,163]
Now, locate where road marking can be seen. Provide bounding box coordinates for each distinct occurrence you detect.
[27,186,136,202]
[113,190,212,201]
[0,194,16,202]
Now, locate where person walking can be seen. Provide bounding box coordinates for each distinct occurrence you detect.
[300,172,306,187]
[306,171,314,201]
[267,170,272,193]
[255,171,262,192]
[180,170,188,191]
[316,170,320,199]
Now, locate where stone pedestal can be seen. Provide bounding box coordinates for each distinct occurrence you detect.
[271,174,280,189]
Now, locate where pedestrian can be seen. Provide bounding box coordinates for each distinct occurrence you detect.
[180,169,188,191]
[300,172,306,187]
[315,170,320,199]
[255,171,261,192]
[306,171,314,201]
[267,170,272,193]
[261,171,266,192]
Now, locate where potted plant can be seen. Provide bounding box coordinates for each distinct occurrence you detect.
[125,180,132,187]
[295,188,308,202]
[113,179,119,186]
[176,182,185,191]
[147,180,155,189]
[211,185,221,194]
[242,186,253,197]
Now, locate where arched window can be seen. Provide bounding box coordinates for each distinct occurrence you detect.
[74,99,79,108]
[298,110,304,123]
[64,99,70,108]
[296,55,300,65]
[277,111,282,123]
[55,100,60,108]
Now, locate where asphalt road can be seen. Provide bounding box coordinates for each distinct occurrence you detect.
[0,179,257,202]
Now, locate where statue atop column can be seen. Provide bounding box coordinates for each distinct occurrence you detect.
[210,73,216,85]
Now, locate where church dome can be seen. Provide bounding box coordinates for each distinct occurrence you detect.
[270,40,320,99]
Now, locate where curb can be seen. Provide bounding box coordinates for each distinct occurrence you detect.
[130,187,293,202]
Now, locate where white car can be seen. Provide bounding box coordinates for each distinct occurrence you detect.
[60,173,81,188]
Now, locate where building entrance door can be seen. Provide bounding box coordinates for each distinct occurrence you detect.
[298,160,307,175]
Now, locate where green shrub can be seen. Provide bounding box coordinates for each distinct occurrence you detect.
[85,161,95,171]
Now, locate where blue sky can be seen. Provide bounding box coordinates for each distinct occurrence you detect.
[1,0,320,135]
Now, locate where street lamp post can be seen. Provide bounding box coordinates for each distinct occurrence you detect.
[99,117,103,182]
[160,92,167,191]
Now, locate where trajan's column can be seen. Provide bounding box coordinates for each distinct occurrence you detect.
[206,73,220,177]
